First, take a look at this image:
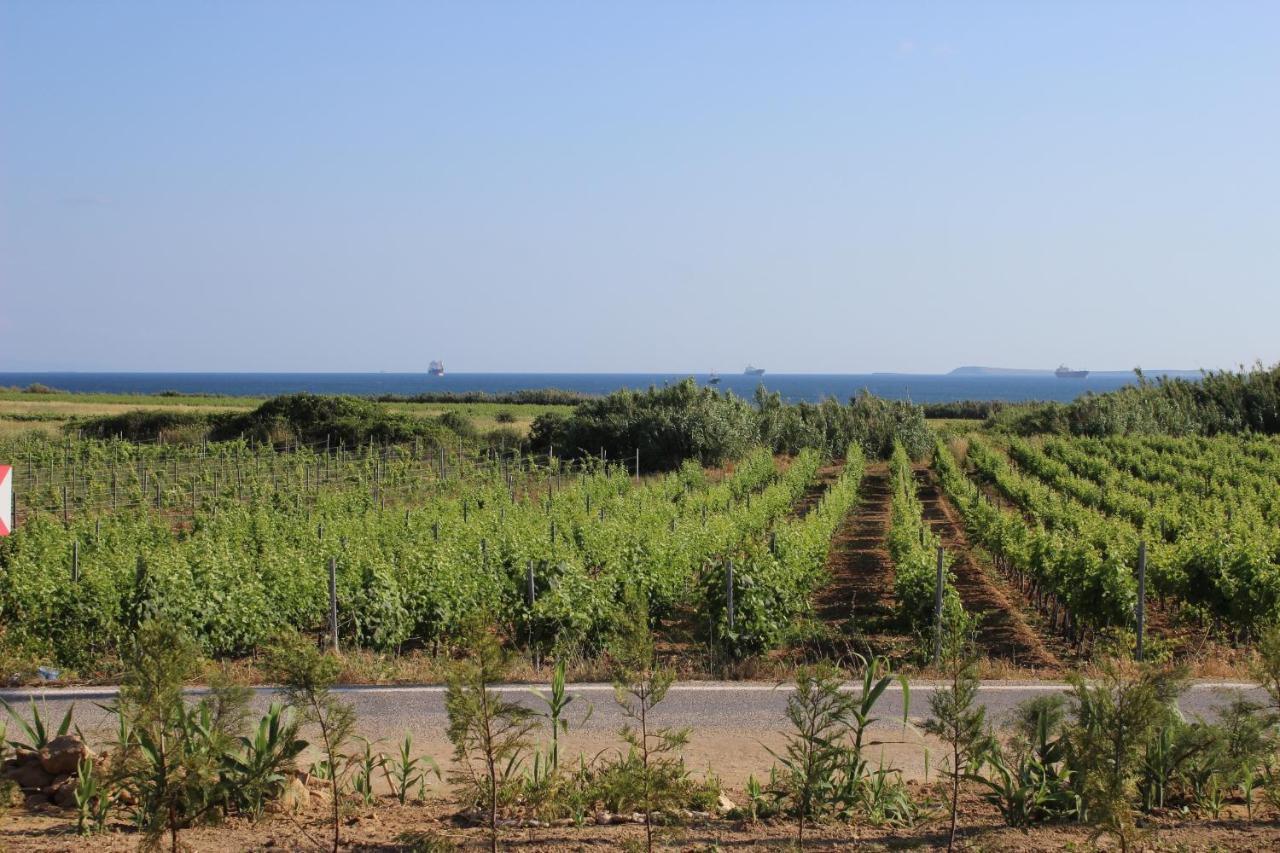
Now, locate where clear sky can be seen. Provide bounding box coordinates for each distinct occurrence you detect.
[1,1,1277,374]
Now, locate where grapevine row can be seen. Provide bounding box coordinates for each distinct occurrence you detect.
[887,442,960,631]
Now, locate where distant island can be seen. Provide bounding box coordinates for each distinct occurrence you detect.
[949,366,1203,378]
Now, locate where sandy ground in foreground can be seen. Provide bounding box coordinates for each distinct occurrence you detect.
[4,789,1280,852]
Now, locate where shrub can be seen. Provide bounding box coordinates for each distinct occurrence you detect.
[990,363,1280,438]
[215,393,455,448]
[975,695,1078,827]
[1065,659,1185,851]
[75,410,214,443]
[482,426,524,451]
[115,620,243,850]
[768,656,908,845]
[531,379,758,472]
[436,411,477,440]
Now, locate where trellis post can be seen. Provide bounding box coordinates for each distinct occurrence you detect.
[726,559,735,632]
[328,556,339,653]
[932,546,945,666]
[1135,541,1147,662]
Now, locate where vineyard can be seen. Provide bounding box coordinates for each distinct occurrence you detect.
[0,431,867,671]
[4,415,1280,675]
[935,431,1280,655]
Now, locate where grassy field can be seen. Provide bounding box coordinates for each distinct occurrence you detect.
[0,388,573,437]
[924,416,985,431]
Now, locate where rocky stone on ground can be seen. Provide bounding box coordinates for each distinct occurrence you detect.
[50,777,78,810]
[38,735,92,776]
[3,762,53,792]
[272,777,309,814]
[2,735,94,808]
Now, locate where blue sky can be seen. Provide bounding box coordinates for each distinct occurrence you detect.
[1,1,1277,373]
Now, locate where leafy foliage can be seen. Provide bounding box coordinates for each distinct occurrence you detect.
[530,379,759,471]
[114,621,309,851]
[975,696,1078,827]
[703,447,865,658]
[0,437,826,667]
[887,442,962,634]
[989,363,1280,438]
[532,379,932,470]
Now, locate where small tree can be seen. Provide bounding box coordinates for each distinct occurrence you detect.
[1066,658,1185,853]
[446,630,537,853]
[1253,625,1280,814]
[770,662,851,849]
[268,631,355,853]
[1254,624,1280,713]
[612,665,687,853]
[922,618,990,853]
[608,588,689,853]
[116,620,247,853]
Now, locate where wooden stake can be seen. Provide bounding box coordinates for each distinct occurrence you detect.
[1136,540,1147,662]
[328,556,339,654]
[726,559,735,631]
[932,546,945,666]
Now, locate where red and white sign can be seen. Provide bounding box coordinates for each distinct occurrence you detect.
[0,465,11,536]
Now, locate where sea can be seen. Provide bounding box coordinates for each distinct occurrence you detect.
[0,371,1200,404]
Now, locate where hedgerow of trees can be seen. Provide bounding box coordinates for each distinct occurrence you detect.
[530,379,931,470]
[988,363,1280,438]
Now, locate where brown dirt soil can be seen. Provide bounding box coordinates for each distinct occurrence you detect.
[815,463,895,624]
[786,463,842,520]
[915,468,1059,670]
[811,463,924,664]
[5,788,1280,851]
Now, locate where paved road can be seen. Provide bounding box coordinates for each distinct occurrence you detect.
[2,681,1264,786]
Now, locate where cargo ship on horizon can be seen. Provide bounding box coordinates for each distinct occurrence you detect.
[744,365,765,376]
[1055,364,1088,379]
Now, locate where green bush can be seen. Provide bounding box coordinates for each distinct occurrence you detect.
[531,379,758,471]
[989,363,1280,438]
[76,393,463,448]
[533,380,933,473]
[217,393,455,448]
[76,410,215,443]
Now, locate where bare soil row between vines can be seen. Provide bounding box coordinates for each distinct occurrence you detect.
[809,461,1065,674]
